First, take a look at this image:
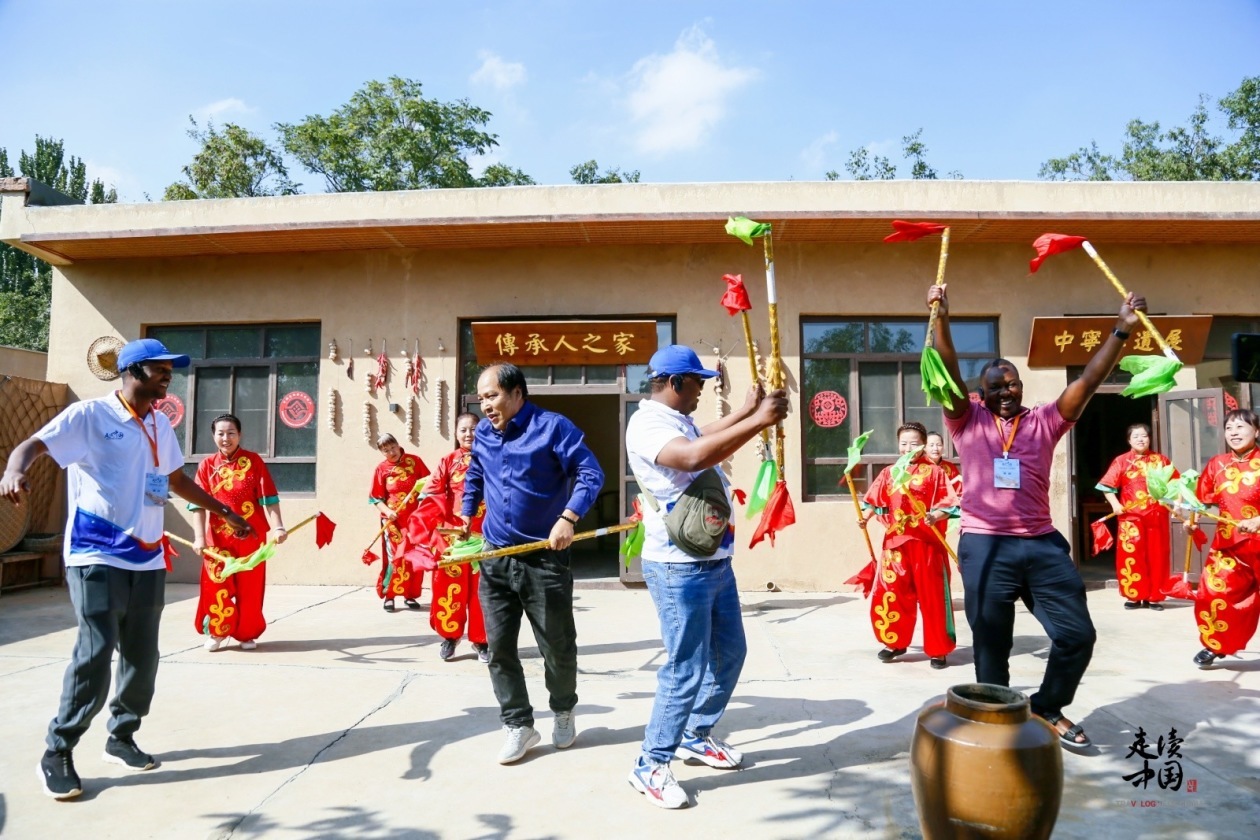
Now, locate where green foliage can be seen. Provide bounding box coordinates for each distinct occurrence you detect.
[839,130,958,180]
[0,136,117,351]
[1040,76,1260,181]
[276,76,530,191]
[477,163,536,186]
[164,118,298,200]
[570,159,641,184]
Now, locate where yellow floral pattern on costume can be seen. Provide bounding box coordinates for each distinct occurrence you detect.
[435,583,463,633]
[1119,556,1141,600]
[211,456,252,494]
[1203,551,1235,593]
[880,549,902,584]
[1197,598,1229,651]
[208,588,234,636]
[1118,519,1140,554]
[873,590,901,645]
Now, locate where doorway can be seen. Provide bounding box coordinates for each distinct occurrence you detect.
[1071,392,1156,577]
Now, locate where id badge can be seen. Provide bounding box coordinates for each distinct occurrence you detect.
[144,473,169,507]
[993,458,1021,489]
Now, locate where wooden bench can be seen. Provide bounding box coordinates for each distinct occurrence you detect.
[0,551,45,595]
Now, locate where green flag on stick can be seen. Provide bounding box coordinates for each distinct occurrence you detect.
[922,348,965,408]
[746,460,779,519]
[1163,470,1205,513]
[845,430,873,476]
[725,216,772,245]
[889,446,925,492]
[1118,355,1182,398]
[1142,463,1176,503]
[217,542,278,579]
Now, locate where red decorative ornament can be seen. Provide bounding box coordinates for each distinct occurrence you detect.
[278,391,316,429]
[153,395,184,428]
[1204,397,1218,429]
[809,391,847,428]
[1225,392,1239,412]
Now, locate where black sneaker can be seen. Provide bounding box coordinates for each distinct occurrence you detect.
[1148,602,1164,612]
[930,656,948,670]
[102,737,157,771]
[1193,648,1222,669]
[1123,601,1142,610]
[404,598,422,611]
[38,749,82,800]
[439,638,458,661]
[877,647,907,662]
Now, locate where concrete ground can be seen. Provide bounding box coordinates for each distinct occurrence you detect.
[0,579,1257,839]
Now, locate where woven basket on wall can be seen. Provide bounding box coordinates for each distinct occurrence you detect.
[0,495,31,553]
[0,375,70,539]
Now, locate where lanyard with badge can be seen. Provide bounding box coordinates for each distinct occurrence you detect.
[993,414,1021,489]
[118,393,168,506]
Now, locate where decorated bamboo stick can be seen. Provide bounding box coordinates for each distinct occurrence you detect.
[438,522,639,569]
[1081,241,1179,360]
[924,228,951,350]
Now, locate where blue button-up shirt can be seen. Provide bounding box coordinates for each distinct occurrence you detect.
[462,401,605,547]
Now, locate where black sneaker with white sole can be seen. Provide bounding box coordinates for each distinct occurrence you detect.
[38,749,82,800]
[103,736,157,771]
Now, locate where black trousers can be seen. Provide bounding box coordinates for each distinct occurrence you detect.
[478,547,578,727]
[48,564,166,752]
[958,532,1096,717]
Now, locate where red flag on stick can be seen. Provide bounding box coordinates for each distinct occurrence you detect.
[1162,577,1196,600]
[1029,233,1088,273]
[884,220,948,243]
[315,512,337,548]
[844,559,877,598]
[361,548,379,566]
[1090,519,1114,556]
[749,480,796,548]
[1191,527,1207,551]
[720,273,752,315]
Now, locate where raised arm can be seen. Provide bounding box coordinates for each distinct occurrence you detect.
[1057,292,1144,422]
[927,284,969,421]
[656,389,789,472]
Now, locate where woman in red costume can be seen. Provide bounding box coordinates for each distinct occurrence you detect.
[421,413,489,662]
[860,422,959,669]
[192,414,287,651]
[368,433,429,612]
[1185,409,1260,669]
[925,430,963,499]
[1097,423,1175,611]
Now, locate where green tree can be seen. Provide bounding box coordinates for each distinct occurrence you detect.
[829,129,959,180]
[0,136,117,351]
[569,159,641,184]
[164,118,298,200]
[1040,76,1260,181]
[477,163,536,186]
[276,76,530,191]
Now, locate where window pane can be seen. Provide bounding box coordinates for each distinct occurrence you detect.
[207,327,261,359]
[163,369,192,448]
[626,320,674,393]
[803,321,863,354]
[148,327,205,360]
[952,321,998,354]
[266,325,320,358]
[901,367,943,434]
[553,365,583,385]
[1204,317,1258,359]
[859,362,898,453]
[869,322,923,354]
[522,366,549,386]
[275,362,318,457]
[194,368,231,453]
[234,367,270,453]
[586,365,618,384]
[958,359,989,396]
[802,358,852,464]
[269,462,316,494]
[806,463,851,497]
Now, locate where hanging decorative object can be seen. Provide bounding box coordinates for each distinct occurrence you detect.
[328,338,339,361]
[346,340,354,379]
[406,338,423,396]
[402,345,415,398]
[405,396,416,441]
[433,378,445,432]
[373,339,391,392]
[327,387,338,432]
[364,368,374,394]
[362,400,373,443]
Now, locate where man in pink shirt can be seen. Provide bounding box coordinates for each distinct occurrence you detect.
[928,282,1146,752]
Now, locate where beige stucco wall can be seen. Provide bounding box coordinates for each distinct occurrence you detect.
[39,236,1260,589]
[0,345,49,380]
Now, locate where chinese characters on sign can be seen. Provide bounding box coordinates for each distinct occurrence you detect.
[472,321,656,366]
[1121,727,1191,792]
[1026,316,1212,368]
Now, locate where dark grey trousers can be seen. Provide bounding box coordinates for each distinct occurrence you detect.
[46,564,166,752]
[478,548,578,727]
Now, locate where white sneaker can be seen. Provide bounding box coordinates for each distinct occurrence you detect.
[239,640,257,650]
[628,757,688,809]
[676,732,743,768]
[204,636,225,652]
[497,725,541,765]
[552,711,577,749]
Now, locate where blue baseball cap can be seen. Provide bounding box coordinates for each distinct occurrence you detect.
[116,338,190,371]
[647,345,719,379]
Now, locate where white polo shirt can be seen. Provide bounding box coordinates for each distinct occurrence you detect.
[38,393,184,571]
[625,398,734,564]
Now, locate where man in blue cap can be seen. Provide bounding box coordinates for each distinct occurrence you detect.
[624,345,788,809]
[0,338,252,800]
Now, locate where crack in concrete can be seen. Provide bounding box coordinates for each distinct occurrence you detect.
[219,671,418,838]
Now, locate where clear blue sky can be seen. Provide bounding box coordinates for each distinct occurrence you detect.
[2,0,1257,202]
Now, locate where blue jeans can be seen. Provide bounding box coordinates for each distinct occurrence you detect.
[640,557,747,765]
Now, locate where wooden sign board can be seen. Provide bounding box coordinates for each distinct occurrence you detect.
[1027,316,1213,368]
[472,321,657,366]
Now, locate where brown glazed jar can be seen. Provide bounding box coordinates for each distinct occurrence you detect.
[910,683,1063,839]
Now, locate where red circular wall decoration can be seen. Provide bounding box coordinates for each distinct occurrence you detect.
[809,391,848,428]
[278,391,316,429]
[1225,392,1239,412]
[153,395,184,428]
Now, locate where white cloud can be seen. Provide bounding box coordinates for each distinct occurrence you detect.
[625,26,758,156]
[800,131,839,170]
[194,97,255,121]
[83,159,126,191]
[470,51,527,91]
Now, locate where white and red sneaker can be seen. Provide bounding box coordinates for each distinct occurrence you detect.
[675,732,743,768]
[628,758,688,809]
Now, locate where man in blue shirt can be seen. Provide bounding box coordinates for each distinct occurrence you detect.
[461,363,604,764]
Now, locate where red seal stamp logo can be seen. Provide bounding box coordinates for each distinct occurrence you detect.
[153,395,184,428]
[278,391,316,429]
[809,391,848,428]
